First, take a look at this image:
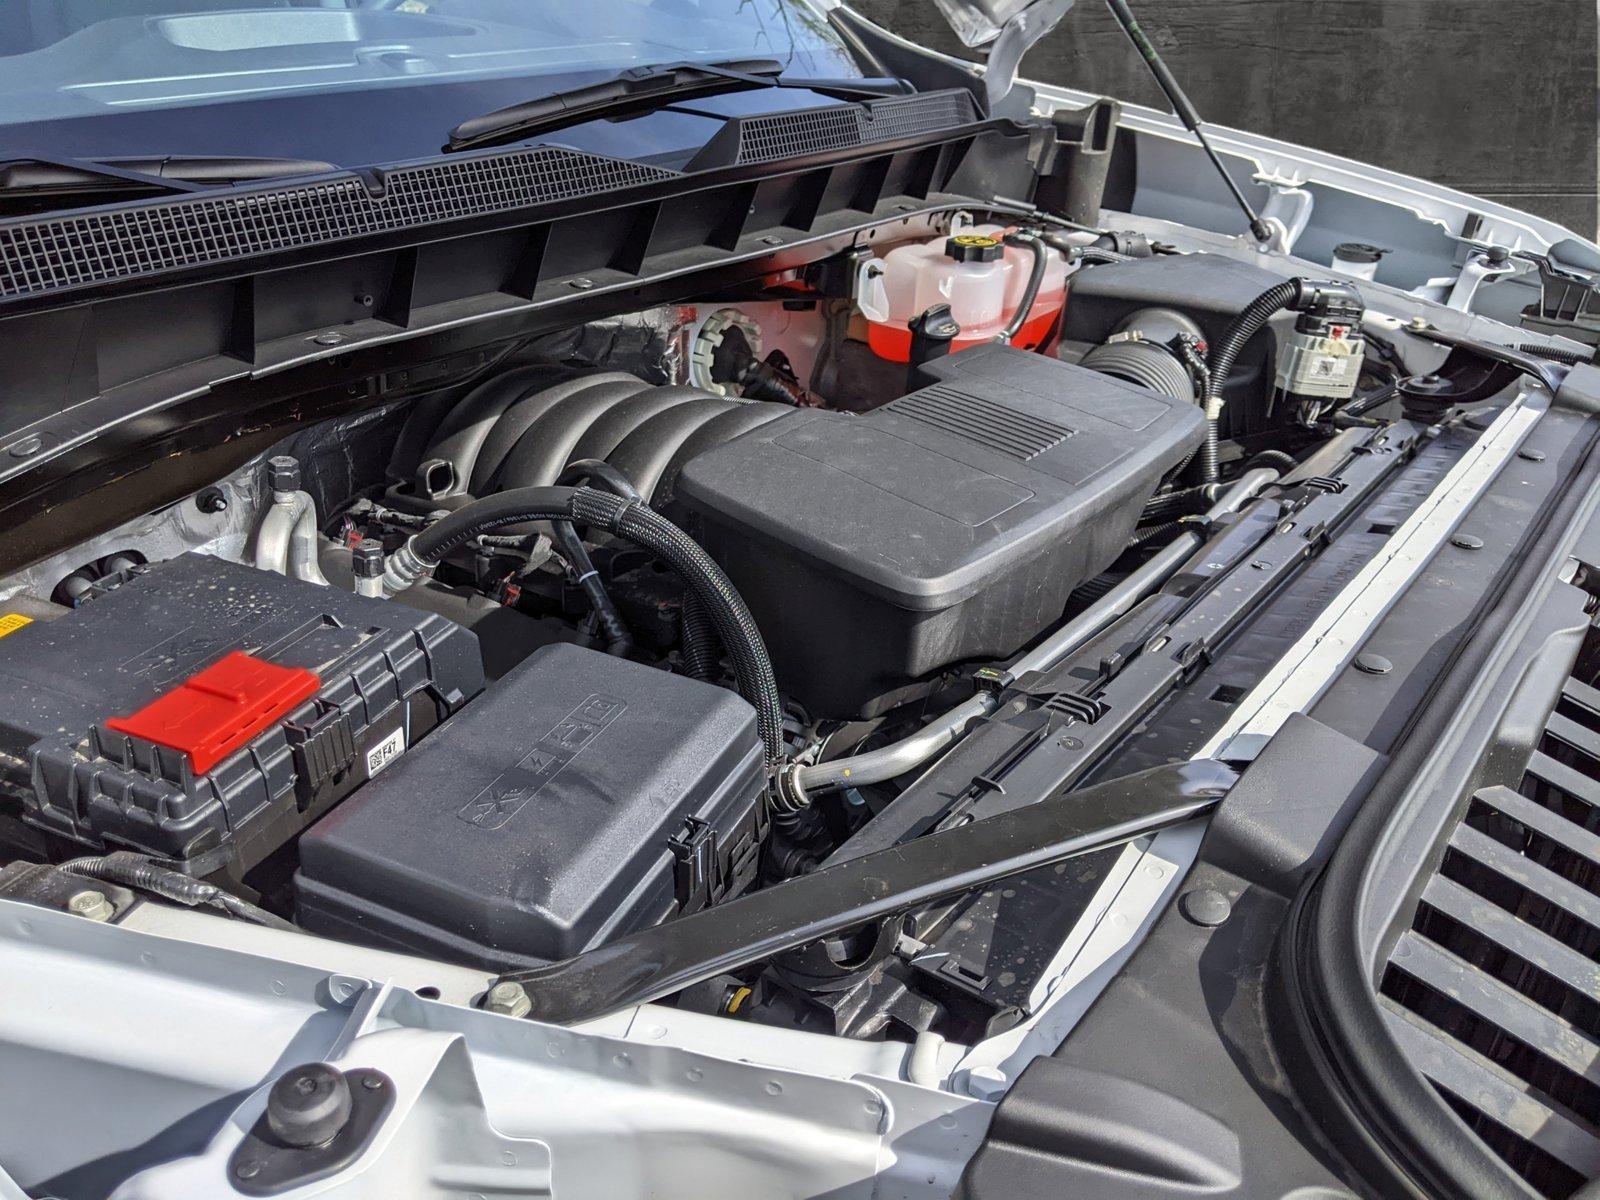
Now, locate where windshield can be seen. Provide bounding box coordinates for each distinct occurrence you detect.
[0,0,861,166]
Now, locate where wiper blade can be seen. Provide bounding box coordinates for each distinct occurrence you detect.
[444,58,896,154]
[0,155,337,216]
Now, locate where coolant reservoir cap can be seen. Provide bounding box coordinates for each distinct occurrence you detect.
[945,233,1003,263]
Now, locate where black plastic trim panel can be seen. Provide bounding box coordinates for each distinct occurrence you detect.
[962,370,1600,1199]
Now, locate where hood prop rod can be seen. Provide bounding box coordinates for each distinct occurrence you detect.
[483,758,1238,1024]
[1104,0,1273,244]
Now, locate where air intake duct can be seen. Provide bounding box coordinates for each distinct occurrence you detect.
[1079,307,1203,403]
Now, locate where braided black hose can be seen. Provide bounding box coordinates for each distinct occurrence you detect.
[60,852,295,929]
[559,458,645,502]
[413,486,786,770]
[1130,519,1186,547]
[1517,342,1594,366]
[1203,279,1303,482]
[1245,449,1299,473]
[549,519,633,658]
[680,592,721,681]
[552,458,641,657]
[1141,484,1209,521]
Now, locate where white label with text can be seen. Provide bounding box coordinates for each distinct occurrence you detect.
[365,727,406,778]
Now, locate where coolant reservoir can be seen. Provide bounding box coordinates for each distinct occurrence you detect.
[864,226,1067,361]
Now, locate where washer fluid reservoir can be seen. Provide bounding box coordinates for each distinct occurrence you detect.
[863,226,1067,362]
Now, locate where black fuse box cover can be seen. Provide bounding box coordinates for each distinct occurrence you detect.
[0,554,484,877]
[674,345,1206,717]
[294,642,766,970]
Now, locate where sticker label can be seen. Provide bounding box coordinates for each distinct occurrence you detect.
[0,613,31,638]
[365,727,406,778]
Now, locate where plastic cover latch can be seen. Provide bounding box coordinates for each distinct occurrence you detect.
[104,651,321,775]
[285,707,357,797]
[669,816,723,913]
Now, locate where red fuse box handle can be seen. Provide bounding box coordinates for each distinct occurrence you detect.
[105,651,321,775]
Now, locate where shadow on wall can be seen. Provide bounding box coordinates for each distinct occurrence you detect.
[851,0,1599,236]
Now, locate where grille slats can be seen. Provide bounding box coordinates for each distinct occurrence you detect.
[1526,749,1600,808]
[729,91,978,166]
[0,147,675,300]
[1449,822,1600,933]
[1381,652,1600,1198]
[1563,676,1600,713]
[1473,785,1600,870]
[1421,875,1600,997]
[1382,1005,1600,1177]
[1389,932,1600,1082]
[1544,710,1600,761]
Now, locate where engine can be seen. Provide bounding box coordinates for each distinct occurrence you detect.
[0,212,1387,1038]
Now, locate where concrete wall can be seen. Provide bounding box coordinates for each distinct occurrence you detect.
[851,0,1598,235]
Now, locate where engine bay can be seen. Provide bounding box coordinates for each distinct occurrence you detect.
[0,204,1495,1047]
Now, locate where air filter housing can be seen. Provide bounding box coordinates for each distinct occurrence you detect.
[675,345,1206,716]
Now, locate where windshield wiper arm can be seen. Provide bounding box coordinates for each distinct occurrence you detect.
[444,58,897,154]
[0,155,337,216]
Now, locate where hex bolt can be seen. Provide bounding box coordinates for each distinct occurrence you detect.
[66,890,114,922]
[352,540,385,580]
[483,981,532,1018]
[267,455,302,495]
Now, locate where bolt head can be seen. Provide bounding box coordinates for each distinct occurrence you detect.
[266,456,302,493]
[484,981,532,1018]
[66,890,114,922]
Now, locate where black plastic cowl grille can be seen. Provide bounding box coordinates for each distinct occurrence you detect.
[1380,671,1600,1197]
[729,90,980,166]
[0,147,676,300]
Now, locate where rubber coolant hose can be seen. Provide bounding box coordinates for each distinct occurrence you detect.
[999,232,1048,343]
[1202,278,1304,482]
[402,486,786,770]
